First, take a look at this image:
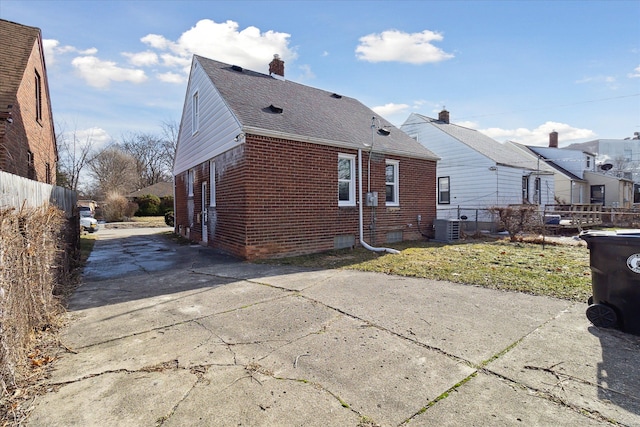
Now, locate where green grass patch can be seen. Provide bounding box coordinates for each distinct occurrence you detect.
[80,233,97,265]
[263,239,592,302]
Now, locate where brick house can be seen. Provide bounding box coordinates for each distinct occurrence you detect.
[0,19,57,184]
[173,55,438,260]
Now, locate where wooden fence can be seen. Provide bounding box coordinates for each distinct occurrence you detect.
[0,170,76,216]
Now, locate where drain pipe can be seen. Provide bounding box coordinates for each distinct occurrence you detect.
[358,148,400,254]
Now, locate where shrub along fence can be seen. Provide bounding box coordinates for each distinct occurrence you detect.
[0,171,78,397]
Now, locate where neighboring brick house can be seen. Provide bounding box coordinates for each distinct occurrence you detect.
[0,19,57,184]
[173,55,438,260]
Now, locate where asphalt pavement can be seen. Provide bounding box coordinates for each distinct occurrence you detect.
[26,227,640,426]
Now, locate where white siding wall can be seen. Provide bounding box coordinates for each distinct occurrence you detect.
[173,58,244,175]
[402,116,551,219]
[534,147,593,178]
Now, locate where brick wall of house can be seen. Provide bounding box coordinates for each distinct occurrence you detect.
[0,39,56,184]
[175,134,436,260]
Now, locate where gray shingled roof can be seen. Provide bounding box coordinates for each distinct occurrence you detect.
[412,113,539,170]
[0,19,40,116]
[196,55,438,160]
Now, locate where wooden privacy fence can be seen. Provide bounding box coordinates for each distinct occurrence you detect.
[0,170,76,216]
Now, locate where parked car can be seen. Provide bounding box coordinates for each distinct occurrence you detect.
[79,209,98,233]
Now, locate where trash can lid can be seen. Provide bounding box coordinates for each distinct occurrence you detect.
[580,229,640,244]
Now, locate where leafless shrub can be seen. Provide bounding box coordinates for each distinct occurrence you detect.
[489,205,542,242]
[102,192,137,222]
[0,205,70,397]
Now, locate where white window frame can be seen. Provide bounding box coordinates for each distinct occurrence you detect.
[338,154,356,207]
[209,161,216,207]
[385,159,400,206]
[192,90,199,135]
[187,169,194,197]
[438,176,450,204]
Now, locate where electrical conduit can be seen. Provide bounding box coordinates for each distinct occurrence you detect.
[358,149,400,255]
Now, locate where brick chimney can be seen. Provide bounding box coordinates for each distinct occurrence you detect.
[269,54,284,78]
[438,108,450,124]
[549,131,558,148]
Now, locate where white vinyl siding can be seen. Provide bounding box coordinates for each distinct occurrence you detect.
[385,159,399,206]
[173,57,244,176]
[192,90,199,135]
[338,154,356,207]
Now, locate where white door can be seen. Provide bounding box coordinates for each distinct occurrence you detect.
[201,181,208,243]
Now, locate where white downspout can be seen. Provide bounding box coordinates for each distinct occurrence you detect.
[358,148,400,255]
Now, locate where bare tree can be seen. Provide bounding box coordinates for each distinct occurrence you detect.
[55,123,100,191]
[87,148,139,198]
[119,126,176,188]
[160,120,179,174]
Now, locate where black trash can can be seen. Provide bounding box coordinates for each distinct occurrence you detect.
[580,230,640,336]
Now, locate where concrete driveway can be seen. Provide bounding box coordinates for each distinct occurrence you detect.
[27,227,640,426]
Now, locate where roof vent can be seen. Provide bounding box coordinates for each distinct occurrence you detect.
[268,104,283,114]
[231,65,243,72]
[377,127,391,136]
[331,93,342,99]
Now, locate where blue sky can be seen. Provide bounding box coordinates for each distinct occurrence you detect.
[2,0,639,149]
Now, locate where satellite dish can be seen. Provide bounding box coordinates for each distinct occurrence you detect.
[600,163,613,171]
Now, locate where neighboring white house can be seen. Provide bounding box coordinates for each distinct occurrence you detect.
[506,132,591,205]
[567,133,640,197]
[401,110,555,221]
[509,132,635,208]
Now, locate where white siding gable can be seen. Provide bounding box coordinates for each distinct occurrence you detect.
[533,147,593,178]
[173,58,244,176]
[402,114,554,217]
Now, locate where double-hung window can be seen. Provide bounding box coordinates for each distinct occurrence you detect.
[187,169,194,197]
[209,161,216,207]
[338,154,355,206]
[385,159,399,206]
[522,176,529,202]
[35,70,42,122]
[438,177,450,204]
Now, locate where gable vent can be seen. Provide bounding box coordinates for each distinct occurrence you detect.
[268,104,283,114]
[231,65,243,72]
[331,93,342,99]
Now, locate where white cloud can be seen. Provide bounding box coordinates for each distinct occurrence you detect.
[629,65,640,78]
[297,64,315,81]
[372,103,410,118]
[43,39,97,65]
[157,72,185,84]
[64,126,112,150]
[141,19,296,73]
[576,75,619,89]
[71,56,148,88]
[356,29,454,64]
[123,51,159,67]
[479,121,596,146]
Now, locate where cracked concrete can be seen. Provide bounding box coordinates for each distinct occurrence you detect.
[26,227,640,426]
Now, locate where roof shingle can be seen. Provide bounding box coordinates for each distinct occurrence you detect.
[196,55,438,160]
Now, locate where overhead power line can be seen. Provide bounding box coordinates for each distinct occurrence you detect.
[458,93,640,121]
